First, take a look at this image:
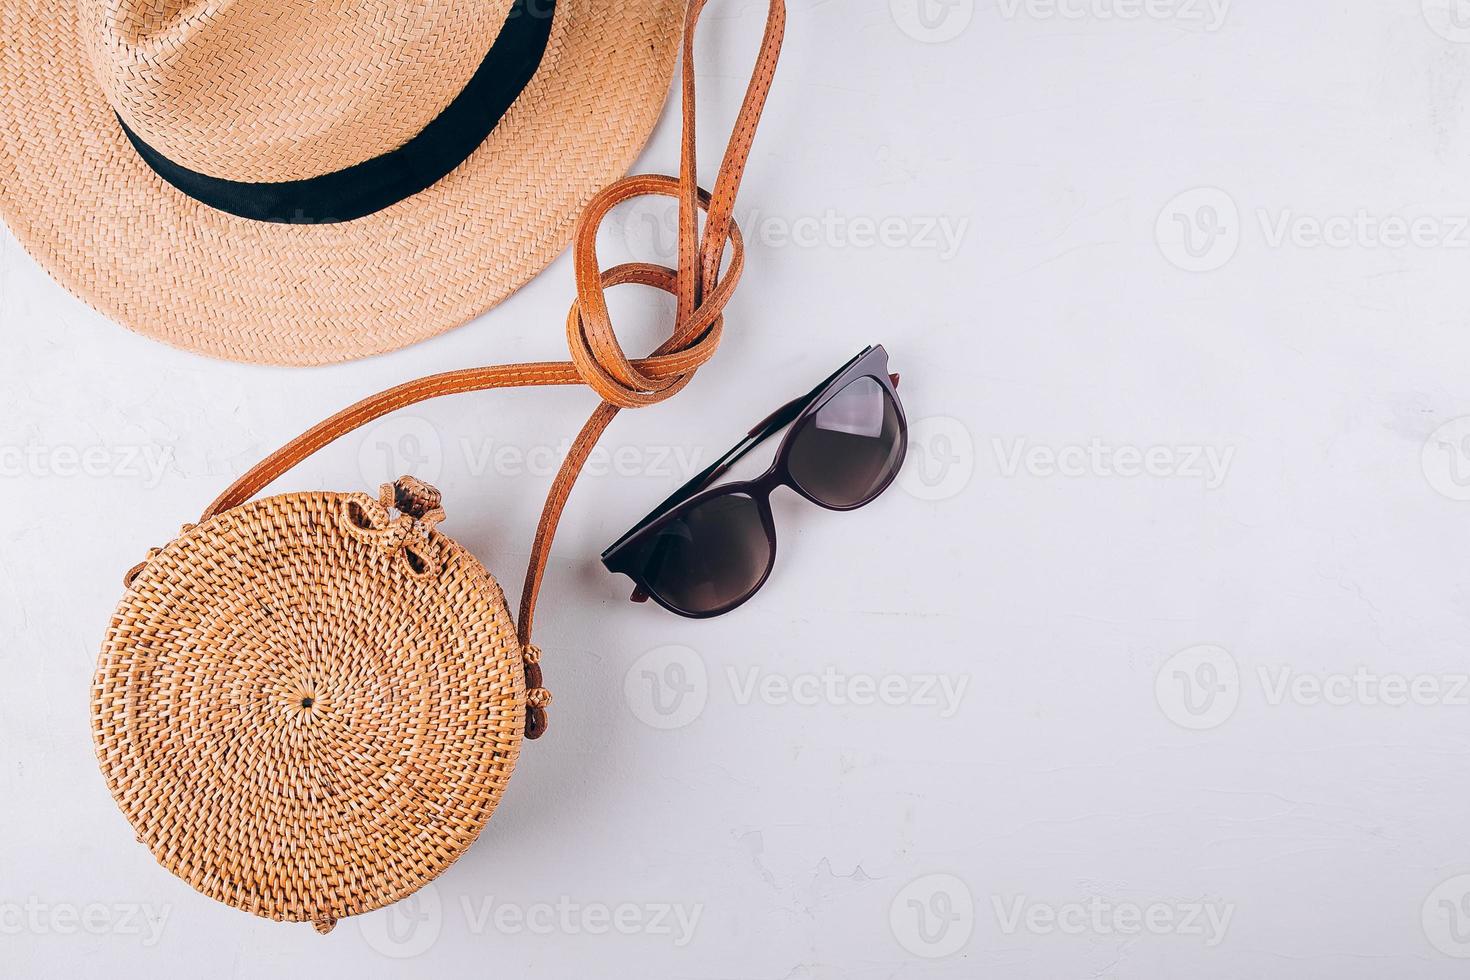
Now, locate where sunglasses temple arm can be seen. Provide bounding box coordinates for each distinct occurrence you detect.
[658,428,769,518]
[615,392,814,557]
[683,371,899,500]
[741,372,897,440]
[728,354,898,465]
[616,364,898,599]
[670,391,814,501]
[629,374,900,604]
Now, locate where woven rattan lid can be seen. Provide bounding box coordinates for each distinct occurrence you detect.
[92,485,525,932]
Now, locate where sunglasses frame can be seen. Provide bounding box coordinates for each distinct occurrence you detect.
[601,345,907,619]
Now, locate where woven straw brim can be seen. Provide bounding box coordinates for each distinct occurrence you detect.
[0,0,681,365]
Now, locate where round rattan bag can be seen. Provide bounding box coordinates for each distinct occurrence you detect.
[92,478,528,933]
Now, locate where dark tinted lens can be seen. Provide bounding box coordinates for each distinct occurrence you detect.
[630,492,772,614]
[787,375,904,508]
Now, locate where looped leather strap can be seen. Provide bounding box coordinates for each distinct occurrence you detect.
[197,0,787,741]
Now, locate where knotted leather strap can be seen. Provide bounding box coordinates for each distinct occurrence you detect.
[199,0,788,740]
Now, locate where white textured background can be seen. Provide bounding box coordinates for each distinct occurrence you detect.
[7,0,1470,976]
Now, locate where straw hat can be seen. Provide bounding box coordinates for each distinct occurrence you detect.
[0,0,682,365]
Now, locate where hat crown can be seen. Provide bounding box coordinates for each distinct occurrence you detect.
[84,0,518,184]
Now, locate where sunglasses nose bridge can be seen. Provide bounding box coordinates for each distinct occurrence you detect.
[750,465,793,509]
[753,483,781,562]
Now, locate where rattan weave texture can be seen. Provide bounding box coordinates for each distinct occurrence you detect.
[0,0,682,363]
[92,487,524,932]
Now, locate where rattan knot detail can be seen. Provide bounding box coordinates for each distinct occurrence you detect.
[385,476,444,520]
[334,478,450,579]
[93,486,526,929]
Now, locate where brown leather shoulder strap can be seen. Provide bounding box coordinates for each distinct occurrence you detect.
[199,0,788,740]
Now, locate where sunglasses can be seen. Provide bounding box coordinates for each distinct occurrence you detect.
[601,345,907,618]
